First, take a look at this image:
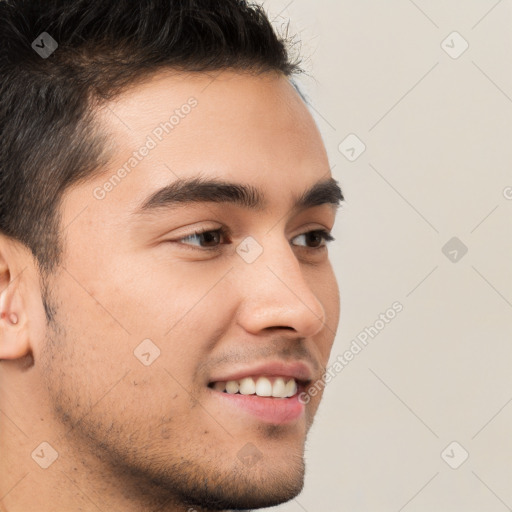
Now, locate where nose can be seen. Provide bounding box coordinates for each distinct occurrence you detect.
[235,235,328,338]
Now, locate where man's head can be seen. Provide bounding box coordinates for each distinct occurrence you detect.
[0,1,343,510]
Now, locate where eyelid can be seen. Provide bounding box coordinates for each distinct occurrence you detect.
[170,226,231,251]
[169,225,334,251]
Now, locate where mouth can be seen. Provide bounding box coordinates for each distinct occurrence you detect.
[208,375,306,398]
[207,369,312,425]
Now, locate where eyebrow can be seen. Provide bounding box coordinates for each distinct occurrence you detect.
[133,174,344,216]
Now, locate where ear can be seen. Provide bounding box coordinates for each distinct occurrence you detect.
[0,235,31,360]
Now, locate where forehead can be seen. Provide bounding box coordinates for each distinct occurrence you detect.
[70,70,332,222]
[101,69,311,131]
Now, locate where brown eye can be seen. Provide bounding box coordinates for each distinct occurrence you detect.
[306,232,323,248]
[178,229,227,248]
[197,230,222,247]
[292,230,334,249]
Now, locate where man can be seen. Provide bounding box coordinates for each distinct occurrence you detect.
[0,0,343,510]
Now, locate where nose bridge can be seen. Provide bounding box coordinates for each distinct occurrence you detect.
[235,232,327,336]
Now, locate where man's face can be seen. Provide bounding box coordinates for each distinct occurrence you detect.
[38,71,340,509]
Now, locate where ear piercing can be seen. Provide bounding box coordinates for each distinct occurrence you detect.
[0,312,18,325]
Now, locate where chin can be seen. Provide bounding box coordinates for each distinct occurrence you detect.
[178,459,306,511]
[136,446,307,511]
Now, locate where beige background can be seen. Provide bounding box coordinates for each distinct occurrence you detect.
[263,1,512,511]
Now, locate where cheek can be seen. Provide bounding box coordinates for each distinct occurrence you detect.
[307,264,340,356]
[51,246,228,365]
[323,262,341,320]
[105,250,230,338]
[39,294,207,439]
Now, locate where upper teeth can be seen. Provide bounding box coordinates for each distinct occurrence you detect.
[213,377,297,398]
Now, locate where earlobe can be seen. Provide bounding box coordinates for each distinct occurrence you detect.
[0,244,32,360]
[1,311,19,325]
[0,293,31,360]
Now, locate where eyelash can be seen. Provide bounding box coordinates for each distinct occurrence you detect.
[173,227,335,252]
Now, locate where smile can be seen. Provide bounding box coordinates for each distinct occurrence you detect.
[209,376,299,398]
[208,375,310,424]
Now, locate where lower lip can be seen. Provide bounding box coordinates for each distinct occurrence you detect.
[210,389,305,424]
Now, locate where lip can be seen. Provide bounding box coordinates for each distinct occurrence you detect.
[206,360,313,425]
[207,360,314,385]
[208,386,306,424]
